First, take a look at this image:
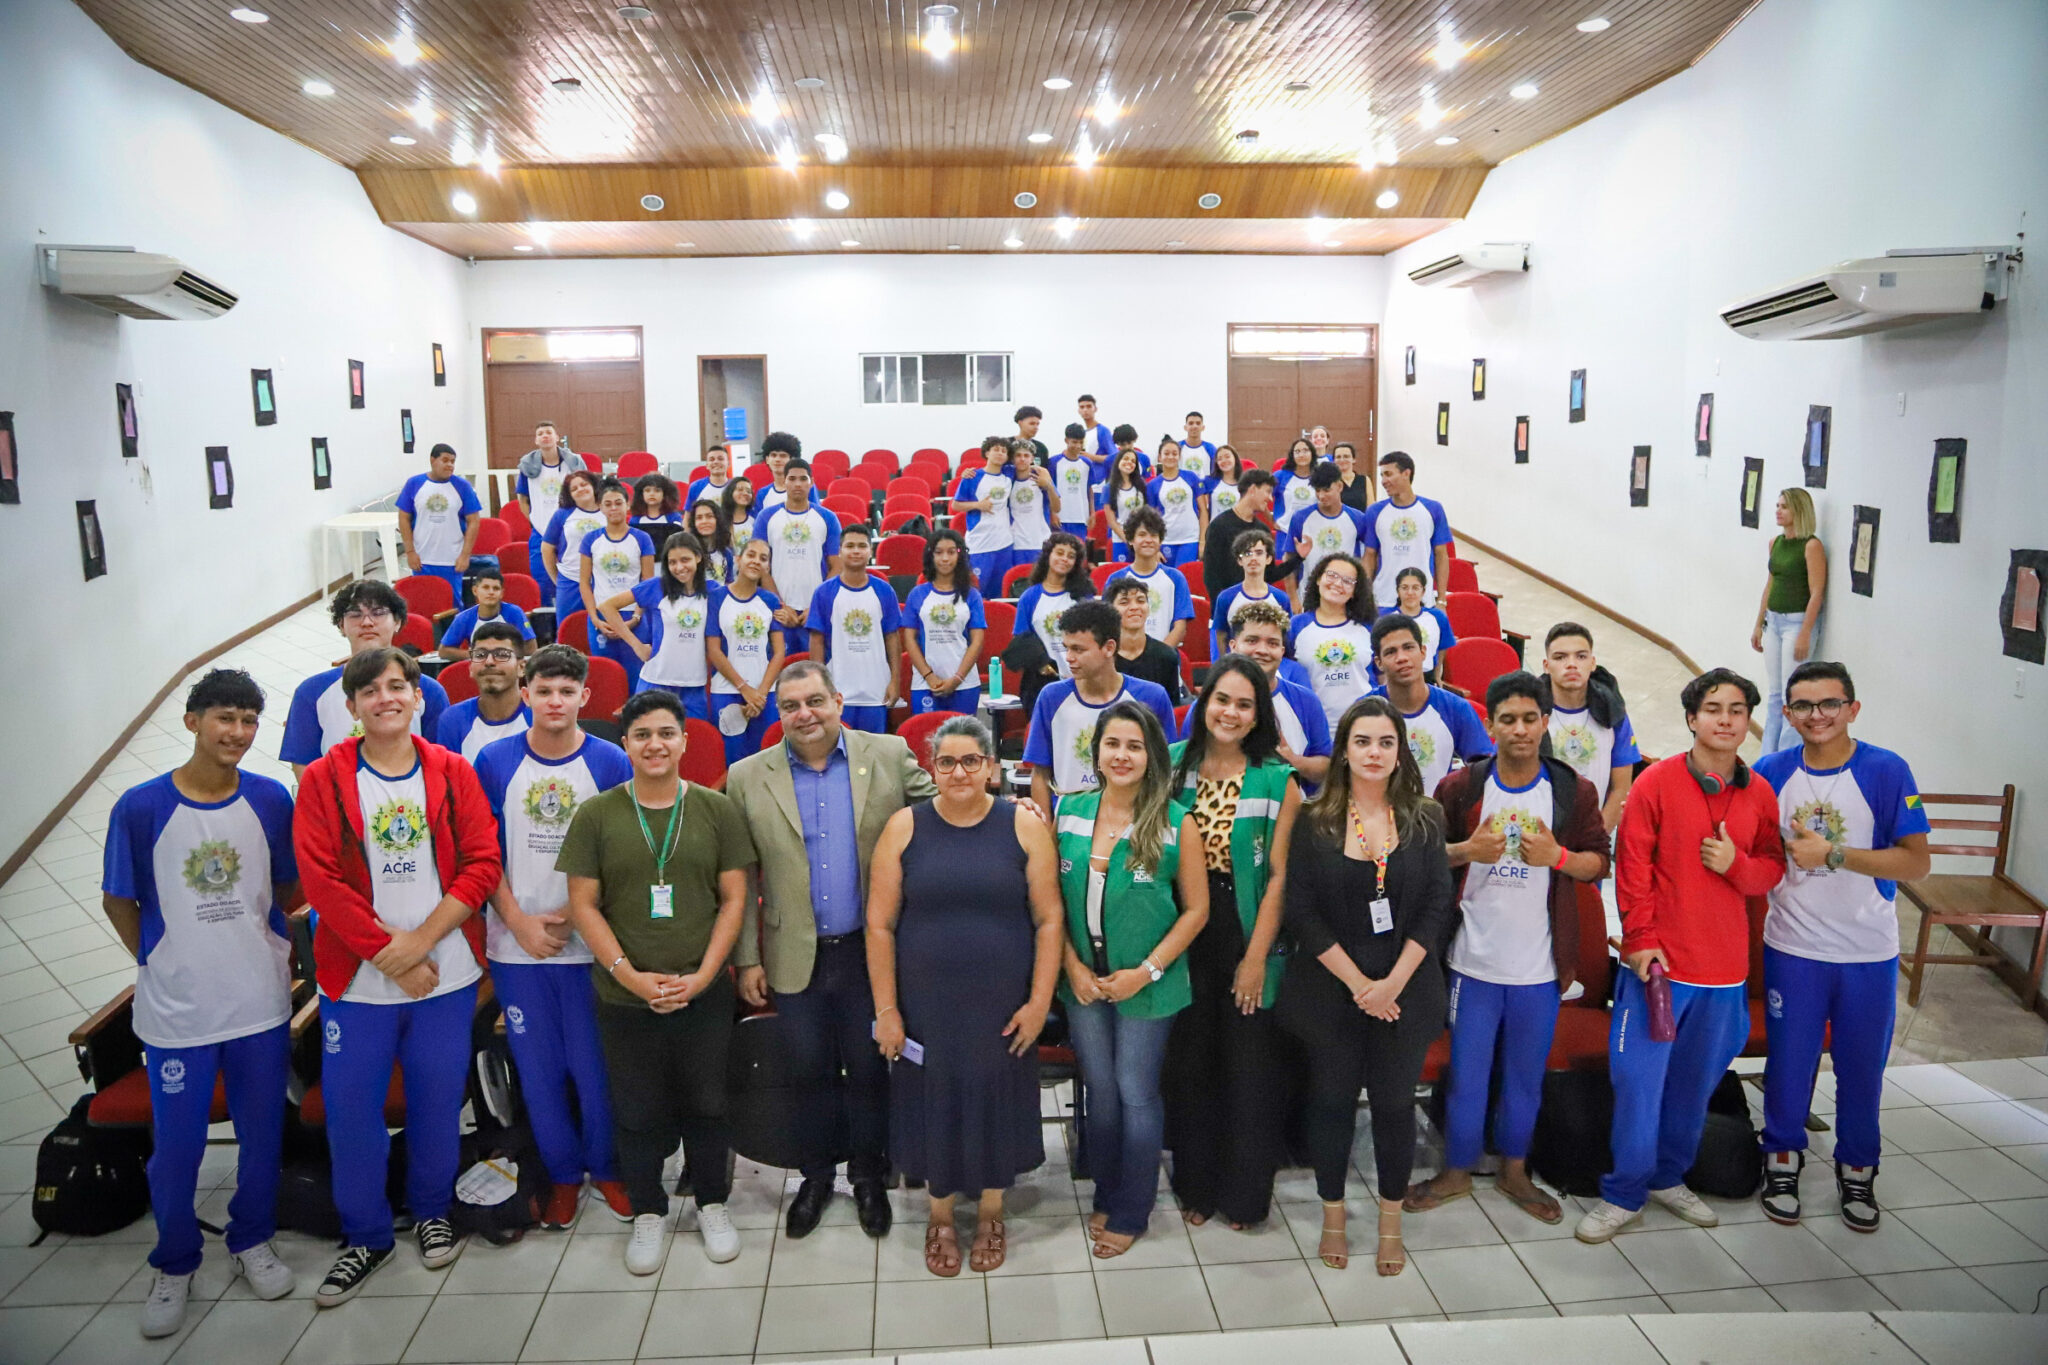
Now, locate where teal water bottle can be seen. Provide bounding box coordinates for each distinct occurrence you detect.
[988,659,1003,698]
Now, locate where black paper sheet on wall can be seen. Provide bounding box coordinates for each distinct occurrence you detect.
[433,343,447,388]
[312,436,332,490]
[1437,402,1450,446]
[1569,370,1587,423]
[76,500,106,579]
[251,370,277,427]
[1630,446,1651,507]
[1472,359,1486,401]
[1405,346,1416,386]
[208,446,235,509]
[117,384,139,458]
[0,411,19,504]
[1695,393,1713,457]
[1514,416,1530,465]
[1741,458,1764,528]
[402,409,415,454]
[1927,438,1965,543]
[1804,405,1831,488]
[1849,504,1880,596]
[349,359,365,409]
[2001,550,2047,665]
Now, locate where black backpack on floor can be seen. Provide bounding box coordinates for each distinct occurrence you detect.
[1685,1071,1763,1198]
[33,1095,152,1238]
[1527,1069,1614,1198]
[451,1014,547,1244]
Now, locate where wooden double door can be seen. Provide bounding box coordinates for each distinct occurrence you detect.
[1226,350,1376,471]
[484,346,646,468]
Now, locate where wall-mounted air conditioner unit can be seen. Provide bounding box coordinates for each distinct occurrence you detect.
[37,245,238,320]
[1407,242,1529,288]
[1720,247,2013,340]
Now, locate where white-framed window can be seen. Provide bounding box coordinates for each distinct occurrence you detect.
[861,352,1011,406]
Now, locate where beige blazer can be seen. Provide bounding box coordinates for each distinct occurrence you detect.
[727,727,938,995]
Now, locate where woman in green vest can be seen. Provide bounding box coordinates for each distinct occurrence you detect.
[1750,486,1828,752]
[1163,656,1302,1230]
[1056,700,1208,1259]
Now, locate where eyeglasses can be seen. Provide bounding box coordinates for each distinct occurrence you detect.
[471,649,519,664]
[1785,698,1849,718]
[934,754,991,774]
[341,608,393,624]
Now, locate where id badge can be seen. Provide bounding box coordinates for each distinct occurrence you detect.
[1369,897,1394,934]
[650,883,674,920]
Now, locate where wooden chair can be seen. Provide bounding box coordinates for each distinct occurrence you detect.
[1903,785,2045,1008]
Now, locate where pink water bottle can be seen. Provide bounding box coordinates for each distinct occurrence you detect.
[1646,961,1677,1043]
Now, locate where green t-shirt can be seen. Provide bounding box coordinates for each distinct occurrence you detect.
[556,782,758,1007]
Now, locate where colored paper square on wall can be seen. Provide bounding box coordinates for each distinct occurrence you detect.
[1695,392,1713,457]
[1569,369,1587,423]
[1804,404,1831,488]
[1,410,20,504]
[207,445,234,509]
[1471,359,1486,401]
[251,369,276,427]
[311,436,331,490]
[1629,445,1651,507]
[349,359,365,409]
[432,342,446,387]
[117,383,139,458]
[401,408,415,454]
[1741,457,1764,528]
[76,499,106,579]
[1404,345,1416,385]
[1514,416,1529,464]
[1436,402,1450,445]
[1849,504,1880,596]
[1927,437,1965,543]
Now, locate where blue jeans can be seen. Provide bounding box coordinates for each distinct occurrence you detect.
[1443,972,1559,1169]
[1601,973,1749,1211]
[146,1023,289,1274]
[494,962,617,1187]
[1066,1002,1174,1236]
[1760,609,1820,752]
[1761,948,1896,1168]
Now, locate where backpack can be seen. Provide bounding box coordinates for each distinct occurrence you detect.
[1685,1071,1763,1198]
[728,1009,842,1173]
[276,1130,409,1241]
[451,1009,547,1244]
[32,1095,152,1238]
[1527,1069,1614,1198]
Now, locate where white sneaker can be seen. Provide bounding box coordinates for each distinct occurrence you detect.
[140,1269,192,1339]
[1573,1199,1643,1244]
[232,1241,296,1300]
[625,1213,669,1276]
[698,1202,741,1263]
[1649,1183,1720,1227]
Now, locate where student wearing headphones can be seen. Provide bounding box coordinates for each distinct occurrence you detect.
[1576,668,1785,1244]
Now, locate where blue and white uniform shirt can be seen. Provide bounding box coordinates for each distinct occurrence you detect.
[1755,743,1930,962]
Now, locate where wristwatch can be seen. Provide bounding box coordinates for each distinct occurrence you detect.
[1824,842,1849,872]
[1142,957,1164,983]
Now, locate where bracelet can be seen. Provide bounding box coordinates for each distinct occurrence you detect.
[1553,848,1571,872]
[877,1004,899,1017]
[606,954,626,976]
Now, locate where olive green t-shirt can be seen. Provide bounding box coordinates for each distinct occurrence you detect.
[556,782,758,1007]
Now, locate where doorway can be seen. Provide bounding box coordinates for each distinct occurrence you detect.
[700,356,769,465]
[1224,324,1377,471]
[482,327,648,471]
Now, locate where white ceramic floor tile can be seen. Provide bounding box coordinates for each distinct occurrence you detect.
[0,1304,98,1365]
[1879,1309,2048,1364]
[1184,1211,1304,1264]
[1658,1286,1782,1313]
[1510,1237,1654,1303]
[1382,1195,1504,1252]
[653,1228,772,1291]
[1612,1228,1753,1295]
[518,1288,653,1361]
[399,1292,543,1364]
[1704,1221,1857,1284]
[985,1271,1103,1345]
[166,1297,316,1365]
[1923,1146,2048,1202]
[4,1239,151,1305]
[1306,1251,1443,1323]
[1638,1308,1916,1361]
[54,1296,214,1365]
[1937,1100,2048,1147]
[1393,1312,1661,1364]
[1092,1264,1218,1337]
[1859,1153,1968,1209]
[439,1234,569,1295]
[766,1223,881,1286]
[1879,1106,1985,1155]
[1866,1266,2014,1312]
[1150,1323,1401,1365]
[1554,1294,1668,1315]
[1951,1059,2048,1101]
[639,1286,765,1358]
[548,1230,665,1292]
[1765,1276,1895,1311]
[1886,1064,2001,1107]
[871,1277,988,1351]
[1800,1212,1952,1276]
[282,1292,431,1364]
[1964,1259,2048,1311]
[1895,1204,2048,1266]
[1408,1243,1547,1314]
[1200,1259,1331,1329]
[752,1282,876,1356]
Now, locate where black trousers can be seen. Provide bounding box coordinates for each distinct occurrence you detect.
[1300,1004,1438,1203]
[596,973,736,1216]
[775,935,890,1185]
[1165,871,1288,1225]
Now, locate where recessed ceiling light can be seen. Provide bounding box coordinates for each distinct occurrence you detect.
[1166,240,1187,247]
[1419,87,1443,129]
[775,142,799,172]
[1435,135,1460,145]
[616,4,654,19]
[1027,132,1053,144]
[478,143,503,174]
[1095,94,1120,126]
[1054,217,1078,237]
[922,4,957,58]
[1074,135,1097,170]
[1431,23,1466,69]
[1198,192,1222,210]
[1235,129,1260,146]
[1510,82,1539,99]
[1014,191,1038,208]
[1375,189,1400,209]
[388,30,421,64]
[1323,239,1341,247]
[411,95,435,128]
[513,244,534,252]
[450,190,477,214]
[1224,9,1257,22]
[229,8,268,23]
[388,134,417,145]
[675,242,694,248]
[1043,77,1072,90]
[795,76,826,89]
[814,132,848,162]
[1284,81,1312,92]
[1003,235,1023,248]
[824,189,850,210]
[1576,17,1611,32]
[751,88,778,124]
[791,219,816,235]
[840,239,861,247]
[551,77,583,93]
[302,80,334,97]
[640,193,665,211]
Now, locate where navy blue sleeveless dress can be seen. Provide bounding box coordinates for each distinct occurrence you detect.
[890,799,1045,1197]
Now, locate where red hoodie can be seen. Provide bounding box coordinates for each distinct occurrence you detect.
[1616,753,1784,988]
[293,736,502,1001]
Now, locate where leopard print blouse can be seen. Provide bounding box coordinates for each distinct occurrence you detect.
[1191,772,1243,873]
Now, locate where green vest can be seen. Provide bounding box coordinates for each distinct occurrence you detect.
[1170,743,1292,1009]
[1054,790,1193,1019]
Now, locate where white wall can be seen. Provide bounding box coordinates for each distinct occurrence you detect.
[464,254,1389,458]
[1378,0,2048,889]
[0,0,472,861]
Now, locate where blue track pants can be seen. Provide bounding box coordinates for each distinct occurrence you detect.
[146,1023,290,1275]
[1443,971,1559,1170]
[493,961,617,1187]
[1761,947,1895,1168]
[1601,974,1748,1211]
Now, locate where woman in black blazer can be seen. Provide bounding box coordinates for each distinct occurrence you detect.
[1277,696,1452,1278]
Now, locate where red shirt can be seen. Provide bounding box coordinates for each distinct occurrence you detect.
[1616,754,1784,988]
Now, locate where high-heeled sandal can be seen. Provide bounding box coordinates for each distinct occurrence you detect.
[1376,1199,1407,1277]
[1318,1200,1348,1270]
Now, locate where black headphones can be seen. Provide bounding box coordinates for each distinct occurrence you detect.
[1687,750,1752,796]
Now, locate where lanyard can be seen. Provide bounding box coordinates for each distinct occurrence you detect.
[1348,800,1395,896]
[632,790,683,886]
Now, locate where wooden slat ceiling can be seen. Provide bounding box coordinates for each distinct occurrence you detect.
[76,0,1757,256]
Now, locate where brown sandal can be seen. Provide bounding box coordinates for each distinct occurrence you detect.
[1499,1181,1564,1225]
[924,1223,961,1277]
[1093,1228,1136,1259]
[970,1219,1007,1272]
[1086,1212,1108,1242]
[1402,1174,1472,1213]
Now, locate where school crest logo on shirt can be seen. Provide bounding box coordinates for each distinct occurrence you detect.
[597,547,635,579]
[1553,720,1599,769]
[1073,726,1099,767]
[987,483,1010,506]
[423,490,451,515]
[1213,487,1238,513]
[843,607,876,639]
[781,520,815,548]
[182,840,242,894]
[1408,727,1438,771]
[928,600,960,629]
[1790,798,1846,844]
[1488,807,1536,864]
[1311,639,1357,667]
[1390,516,1420,543]
[674,603,705,632]
[370,798,428,853]
[1315,525,1346,551]
[732,610,768,641]
[1147,584,1166,618]
[523,778,578,827]
[1014,484,1038,509]
[1164,484,1190,509]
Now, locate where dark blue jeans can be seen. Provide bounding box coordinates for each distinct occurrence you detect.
[776,935,891,1185]
[1066,1001,1174,1237]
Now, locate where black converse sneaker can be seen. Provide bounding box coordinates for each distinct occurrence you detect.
[415,1216,466,1269]
[1760,1150,1803,1225]
[314,1245,393,1308]
[1836,1162,1880,1232]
